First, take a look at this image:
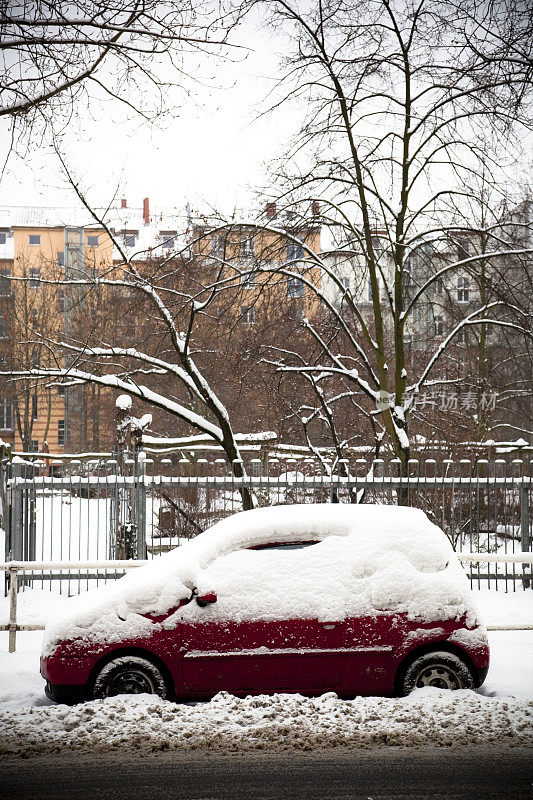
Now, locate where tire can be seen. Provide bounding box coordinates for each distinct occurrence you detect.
[398,650,475,696]
[92,655,169,700]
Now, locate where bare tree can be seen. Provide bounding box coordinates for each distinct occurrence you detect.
[228,0,533,475]
[2,176,292,508]
[3,0,533,483]
[0,0,239,146]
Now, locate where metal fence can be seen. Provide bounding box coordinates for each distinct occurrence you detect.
[2,455,532,594]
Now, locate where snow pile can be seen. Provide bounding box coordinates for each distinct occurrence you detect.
[0,689,530,756]
[42,505,479,655]
[115,394,132,411]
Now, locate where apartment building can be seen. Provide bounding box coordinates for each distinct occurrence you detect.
[0,206,114,452]
[192,205,323,327]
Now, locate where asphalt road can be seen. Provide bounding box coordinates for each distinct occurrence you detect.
[2,747,532,800]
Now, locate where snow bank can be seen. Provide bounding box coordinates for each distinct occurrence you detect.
[0,689,530,756]
[42,505,479,655]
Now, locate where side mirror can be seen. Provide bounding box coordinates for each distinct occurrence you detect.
[196,591,217,608]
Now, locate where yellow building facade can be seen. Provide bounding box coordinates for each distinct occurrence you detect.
[1,224,113,453]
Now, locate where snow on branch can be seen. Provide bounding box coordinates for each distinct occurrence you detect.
[3,367,225,442]
[141,431,278,449]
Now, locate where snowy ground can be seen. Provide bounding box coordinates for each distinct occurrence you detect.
[0,589,531,756]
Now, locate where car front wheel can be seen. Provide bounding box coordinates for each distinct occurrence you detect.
[92,655,169,700]
[398,650,475,696]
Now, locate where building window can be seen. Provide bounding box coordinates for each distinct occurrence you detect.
[124,233,136,247]
[159,231,176,249]
[57,251,64,267]
[435,316,444,336]
[370,236,383,259]
[339,276,350,292]
[0,399,14,430]
[30,440,39,452]
[241,270,256,287]
[0,268,11,296]
[434,277,443,295]
[87,235,99,247]
[57,419,65,446]
[0,232,6,245]
[457,241,470,259]
[57,384,66,396]
[241,305,255,324]
[29,234,41,246]
[0,315,6,339]
[240,234,255,258]
[287,242,305,261]
[287,277,305,298]
[457,276,470,303]
[29,267,41,288]
[211,234,225,257]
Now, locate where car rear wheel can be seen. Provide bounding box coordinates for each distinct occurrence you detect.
[92,656,168,700]
[398,651,475,696]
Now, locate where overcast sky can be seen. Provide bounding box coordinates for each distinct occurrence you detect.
[2,5,530,225]
[0,11,298,217]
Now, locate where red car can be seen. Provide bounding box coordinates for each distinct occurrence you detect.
[41,504,489,703]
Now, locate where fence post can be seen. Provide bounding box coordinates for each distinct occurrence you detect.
[135,451,147,560]
[521,483,531,589]
[9,460,24,562]
[107,458,117,560]
[8,567,18,653]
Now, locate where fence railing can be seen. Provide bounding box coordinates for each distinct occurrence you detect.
[2,554,533,652]
[3,456,532,593]
[1,560,144,652]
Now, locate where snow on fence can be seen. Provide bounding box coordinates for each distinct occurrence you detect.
[2,555,533,652]
[2,456,531,595]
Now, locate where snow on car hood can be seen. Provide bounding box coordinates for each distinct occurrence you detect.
[42,504,480,655]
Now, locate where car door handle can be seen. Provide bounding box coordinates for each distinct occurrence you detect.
[321,622,343,629]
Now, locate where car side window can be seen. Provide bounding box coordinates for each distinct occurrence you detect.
[181,540,341,624]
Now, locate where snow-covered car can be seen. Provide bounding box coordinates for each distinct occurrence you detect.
[40,504,489,703]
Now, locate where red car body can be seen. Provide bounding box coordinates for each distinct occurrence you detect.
[41,599,489,703]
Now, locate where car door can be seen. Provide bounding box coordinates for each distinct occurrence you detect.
[179,543,347,694]
[343,613,398,695]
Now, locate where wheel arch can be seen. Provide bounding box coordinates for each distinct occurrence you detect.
[87,647,175,699]
[394,641,477,695]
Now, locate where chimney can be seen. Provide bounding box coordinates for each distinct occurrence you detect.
[143,197,150,225]
[266,201,276,219]
[121,198,127,209]
[312,200,320,217]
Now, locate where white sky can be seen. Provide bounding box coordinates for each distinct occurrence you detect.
[0,13,298,217]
